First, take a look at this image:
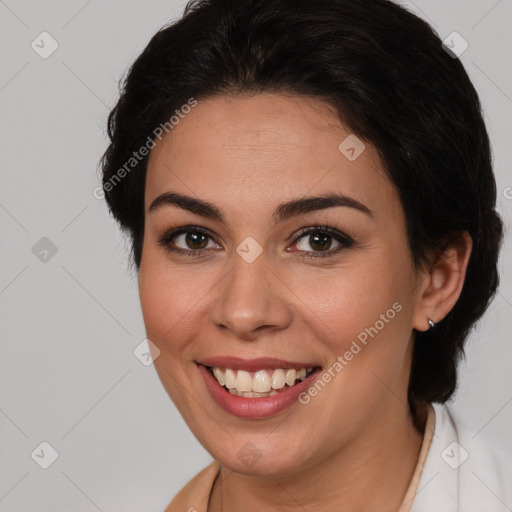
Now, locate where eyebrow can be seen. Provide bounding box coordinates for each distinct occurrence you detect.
[148,191,372,224]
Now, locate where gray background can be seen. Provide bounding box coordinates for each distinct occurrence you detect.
[0,0,510,510]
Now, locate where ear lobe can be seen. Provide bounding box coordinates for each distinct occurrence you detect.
[413,231,473,332]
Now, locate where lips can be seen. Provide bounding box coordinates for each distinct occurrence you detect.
[196,357,322,418]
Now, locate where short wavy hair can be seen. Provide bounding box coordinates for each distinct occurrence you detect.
[99,0,504,407]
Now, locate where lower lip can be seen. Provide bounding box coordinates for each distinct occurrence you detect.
[197,364,321,419]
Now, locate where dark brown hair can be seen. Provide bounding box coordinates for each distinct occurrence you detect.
[99,0,504,405]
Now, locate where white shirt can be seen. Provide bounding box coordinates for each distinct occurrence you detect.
[410,402,512,511]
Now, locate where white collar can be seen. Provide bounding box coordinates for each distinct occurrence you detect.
[411,402,512,511]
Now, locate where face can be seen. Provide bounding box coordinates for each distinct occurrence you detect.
[138,93,423,477]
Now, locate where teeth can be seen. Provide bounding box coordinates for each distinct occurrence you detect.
[213,367,225,386]
[297,368,306,380]
[285,369,297,386]
[271,369,286,389]
[224,369,236,389]
[253,370,272,393]
[235,370,252,392]
[209,366,315,396]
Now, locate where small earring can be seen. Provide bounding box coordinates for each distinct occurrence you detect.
[428,319,436,330]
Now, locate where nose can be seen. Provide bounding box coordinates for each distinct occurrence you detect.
[210,250,293,341]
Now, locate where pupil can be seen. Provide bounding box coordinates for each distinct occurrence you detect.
[311,233,331,251]
[187,232,208,249]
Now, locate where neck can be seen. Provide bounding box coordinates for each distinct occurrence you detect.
[209,400,426,512]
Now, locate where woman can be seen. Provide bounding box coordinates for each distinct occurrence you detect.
[99,0,511,510]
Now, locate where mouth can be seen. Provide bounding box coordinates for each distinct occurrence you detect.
[196,357,323,418]
[204,366,318,398]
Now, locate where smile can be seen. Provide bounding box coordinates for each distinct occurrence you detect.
[196,357,323,418]
[207,366,315,397]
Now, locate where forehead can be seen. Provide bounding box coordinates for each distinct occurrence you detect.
[145,93,397,221]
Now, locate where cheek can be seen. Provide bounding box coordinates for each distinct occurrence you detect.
[137,258,205,414]
[137,252,206,353]
[294,263,407,344]
[291,243,415,382]
[290,261,415,433]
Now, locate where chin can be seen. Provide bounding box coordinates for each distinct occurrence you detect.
[209,436,320,478]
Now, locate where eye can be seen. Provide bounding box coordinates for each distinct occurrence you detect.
[158,224,354,259]
[157,226,220,257]
[290,225,354,258]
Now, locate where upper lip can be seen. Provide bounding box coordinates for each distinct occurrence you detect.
[198,356,320,372]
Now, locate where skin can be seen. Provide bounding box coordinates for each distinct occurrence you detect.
[138,93,472,511]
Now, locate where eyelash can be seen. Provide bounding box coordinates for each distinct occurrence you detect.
[157,224,355,259]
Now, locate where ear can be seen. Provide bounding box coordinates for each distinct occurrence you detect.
[412,231,473,332]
